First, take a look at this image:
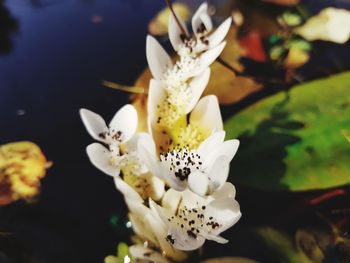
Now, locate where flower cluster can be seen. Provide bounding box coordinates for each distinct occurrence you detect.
[80,3,241,262]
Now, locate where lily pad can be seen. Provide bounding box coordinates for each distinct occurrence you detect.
[225,72,350,191]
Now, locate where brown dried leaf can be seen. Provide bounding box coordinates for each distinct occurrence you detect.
[0,141,49,205]
[204,28,263,104]
[204,62,263,105]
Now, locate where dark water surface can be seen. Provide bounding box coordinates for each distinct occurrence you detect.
[1,0,350,263]
[0,0,164,262]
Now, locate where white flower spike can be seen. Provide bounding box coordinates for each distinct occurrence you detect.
[80,1,242,259]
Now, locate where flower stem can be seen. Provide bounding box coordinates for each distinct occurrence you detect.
[165,0,189,39]
[102,80,145,94]
[217,57,286,86]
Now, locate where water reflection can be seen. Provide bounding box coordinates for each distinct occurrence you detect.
[7,0,73,8]
[0,0,18,55]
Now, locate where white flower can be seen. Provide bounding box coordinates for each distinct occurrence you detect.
[149,182,241,251]
[168,2,232,55]
[80,105,138,176]
[139,130,239,196]
[114,177,187,262]
[80,106,165,200]
[146,3,231,82]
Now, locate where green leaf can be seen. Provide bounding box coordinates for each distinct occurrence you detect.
[225,72,350,191]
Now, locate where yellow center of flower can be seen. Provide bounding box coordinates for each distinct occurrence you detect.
[170,124,205,150]
[156,98,186,128]
[153,42,211,153]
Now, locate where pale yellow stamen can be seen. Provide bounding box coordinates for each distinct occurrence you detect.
[156,99,185,128]
[171,124,205,150]
[123,173,155,200]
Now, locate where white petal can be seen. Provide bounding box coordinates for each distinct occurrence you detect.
[221,139,240,161]
[149,175,165,201]
[148,200,188,261]
[181,189,207,209]
[109,104,137,143]
[203,139,239,173]
[138,142,163,180]
[185,68,211,114]
[113,177,144,204]
[207,155,230,192]
[128,209,158,245]
[149,198,171,225]
[200,13,213,32]
[192,2,212,34]
[129,245,170,263]
[205,198,241,235]
[204,233,229,244]
[169,13,188,52]
[197,131,225,156]
[162,189,182,214]
[207,17,232,48]
[206,139,240,165]
[136,132,157,157]
[211,182,237,200]
[161,164,187,191]
[123,133,148,153]
[86,143,118,176]
[195,41,226,74]
[147,80,173,152]
[188,171,209,196]
[168,224,206,251]
[146,35,172,80]
[80,108,108,143]
[150,122,172,156]
[190,95,223,136]
[128,199,182,260]
[148,79,167,124]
